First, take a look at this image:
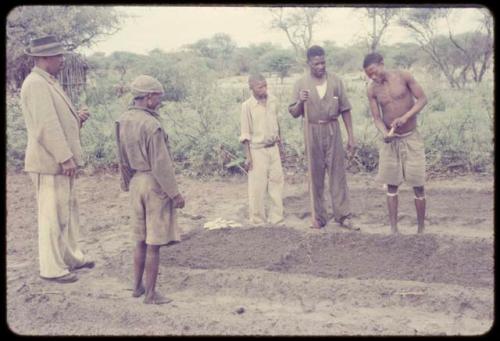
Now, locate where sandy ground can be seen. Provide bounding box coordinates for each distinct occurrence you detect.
[6,170,494,336]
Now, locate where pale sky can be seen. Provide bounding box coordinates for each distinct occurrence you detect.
[84,6,487,56]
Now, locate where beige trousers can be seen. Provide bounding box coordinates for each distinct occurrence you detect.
[30,173,87,278]
[247,145,284,225]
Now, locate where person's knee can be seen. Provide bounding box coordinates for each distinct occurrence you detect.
[387,184,398,194]
[413,186,425,198]
[269,174,284,186]
[146,244,161,254]
[136,240,147,250]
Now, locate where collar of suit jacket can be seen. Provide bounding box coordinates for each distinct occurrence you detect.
[32,66,58,84]
[31,66,79,120]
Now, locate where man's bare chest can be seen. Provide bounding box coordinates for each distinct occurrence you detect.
[373,79,409,106]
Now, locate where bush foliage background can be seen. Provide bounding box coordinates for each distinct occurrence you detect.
[6,8,494,177]
[6,56,493,176]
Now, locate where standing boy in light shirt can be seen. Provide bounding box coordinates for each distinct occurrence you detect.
[240,74,285,226]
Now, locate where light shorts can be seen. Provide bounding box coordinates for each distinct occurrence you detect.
[376,129,426,187]
[129,172,180,245]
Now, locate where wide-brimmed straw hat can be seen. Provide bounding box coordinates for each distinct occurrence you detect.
[25,35,68,57]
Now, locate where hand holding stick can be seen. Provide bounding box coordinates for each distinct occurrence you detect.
[383,126,396,143]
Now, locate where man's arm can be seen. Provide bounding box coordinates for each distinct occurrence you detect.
[239,102,253,171]
[115,122,133,191]
[391,71,428,128]
[148,128,180,199]
[77,105,91,128]
[288,101,305,118]
[276,116,286,163]
[341,109,356,155]
[367,85,390,136]
[337,78,356,154]
[28,81,73,165]
[288,81,306,118]
[242,140,253,171]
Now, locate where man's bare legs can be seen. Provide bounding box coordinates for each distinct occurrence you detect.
[132,241,146,297]
[133,241,171,304]
[387,184,399,234]
[414,186,425,233]
[143,244,171,304]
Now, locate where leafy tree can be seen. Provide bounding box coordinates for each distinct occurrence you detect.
[249,43,285,73]
[382,42,421,69]
[269,8,323,64]
[398,7,493,88]
[233,47,253,74]
[6,5,124,89]
[85,51,142,105]
[445,8,493,84]
[262,49,296,83]
[359,7,400,52]
[186,33,237,76]
[323,41,366,72]
[398,8,461,87]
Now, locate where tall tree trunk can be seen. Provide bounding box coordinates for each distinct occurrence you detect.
[371,14,377,52]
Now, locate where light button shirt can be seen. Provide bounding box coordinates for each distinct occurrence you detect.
[239,94,280,149]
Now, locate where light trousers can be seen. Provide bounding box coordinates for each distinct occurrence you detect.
[30,173,87,278]
[247,145,284,225]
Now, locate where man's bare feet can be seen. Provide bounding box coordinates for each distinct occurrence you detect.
[143,291,172,305]
[132,285,146,297]
[310,219,324,229]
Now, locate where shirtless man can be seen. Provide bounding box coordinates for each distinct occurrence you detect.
[363,52,428,234]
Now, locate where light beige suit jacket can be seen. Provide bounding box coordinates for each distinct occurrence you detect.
[20,67,83,174]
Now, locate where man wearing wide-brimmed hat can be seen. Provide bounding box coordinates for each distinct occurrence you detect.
[116,75,185,304]
[20,35,95,284]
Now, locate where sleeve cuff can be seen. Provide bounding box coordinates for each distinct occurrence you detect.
[57,152,74,164]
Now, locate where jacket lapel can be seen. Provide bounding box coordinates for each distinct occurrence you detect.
[33,68,80,123]
[52,82,80,121]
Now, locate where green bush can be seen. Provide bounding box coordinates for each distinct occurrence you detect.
[6,64,493,177]
[420,83,493,173]
[6,91,26,171]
